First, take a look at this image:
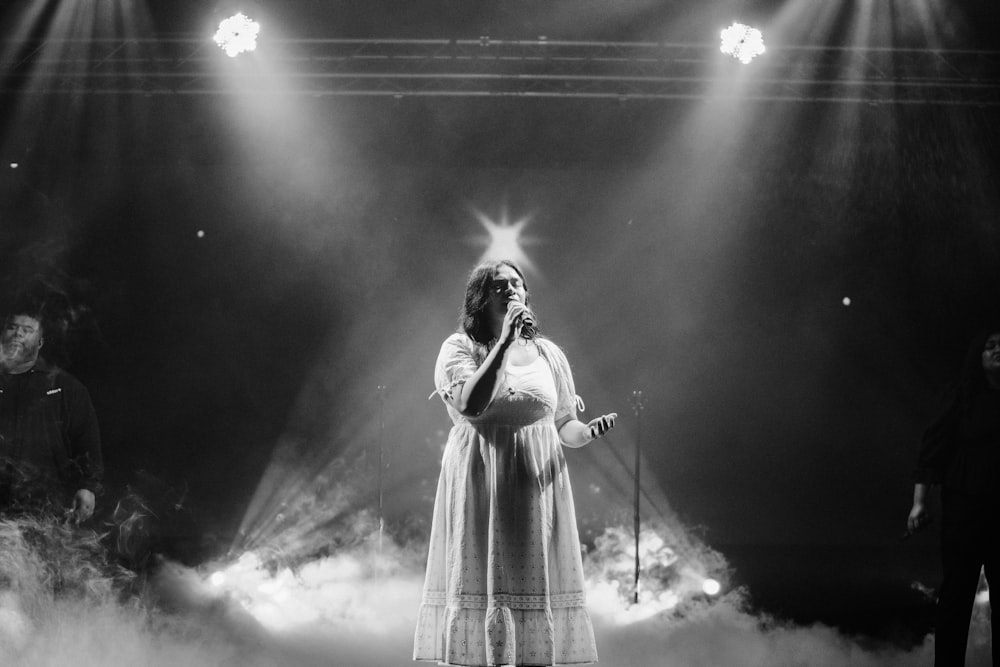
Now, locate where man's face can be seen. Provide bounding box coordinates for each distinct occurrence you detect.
[1,315,44,366]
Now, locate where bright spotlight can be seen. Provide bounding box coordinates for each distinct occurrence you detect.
[209,571,226,587]
[720,22,766,64]
[473,210,538,274]
[213,13,260,58]
[702,578,721,596]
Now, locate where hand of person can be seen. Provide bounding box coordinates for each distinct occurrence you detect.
[907,502,930,534]
[587,413,618,440]
[72,488,96,522]
[500,298,529,344]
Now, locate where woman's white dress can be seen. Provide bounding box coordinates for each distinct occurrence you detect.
[413,333,598,666]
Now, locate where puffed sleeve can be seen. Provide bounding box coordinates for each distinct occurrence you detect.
[432,333,479,404]
[539,339,581,423]
[913,384,961,485]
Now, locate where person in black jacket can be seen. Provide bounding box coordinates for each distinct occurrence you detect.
[908,328,1000,667]
[0,308,103,521]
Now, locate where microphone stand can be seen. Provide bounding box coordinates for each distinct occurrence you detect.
[376,384,387,563]
[630,389,645,604]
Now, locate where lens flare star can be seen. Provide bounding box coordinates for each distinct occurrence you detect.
[472,210,539,273]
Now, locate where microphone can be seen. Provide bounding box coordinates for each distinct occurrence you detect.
[507,297,535,328]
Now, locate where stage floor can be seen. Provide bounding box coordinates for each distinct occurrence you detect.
[722,542,941,645]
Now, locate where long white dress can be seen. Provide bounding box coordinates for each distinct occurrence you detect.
[413,333,598,666]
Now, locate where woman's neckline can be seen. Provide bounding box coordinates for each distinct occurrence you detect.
[507,354,544,369]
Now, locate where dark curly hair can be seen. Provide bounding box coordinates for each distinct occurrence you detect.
[2,291,82,366]
[2,295,48,334]
[459,259,538,345]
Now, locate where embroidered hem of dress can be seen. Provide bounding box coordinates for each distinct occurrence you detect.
[413,603,598,666]
[421,591,587,610]
[417,660,596,666]
[420,662,593,667]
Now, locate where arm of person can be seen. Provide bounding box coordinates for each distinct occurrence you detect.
[557,413,618,448]
[64,378,104,520]
[451,336,514,417]
[907,482,931,533]
[905,385,960,534]
[913,388,960,486]
[448,300,530,417]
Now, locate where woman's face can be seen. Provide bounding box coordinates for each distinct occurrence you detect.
[982,332,1000,374]
[486,264,528,323]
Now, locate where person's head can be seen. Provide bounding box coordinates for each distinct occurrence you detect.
[1,312,44,372]
[460,259,538,344]
[981,331,1000,381]
[955,325,1000,393]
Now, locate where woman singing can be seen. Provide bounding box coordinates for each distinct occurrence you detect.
[414,260,617,667]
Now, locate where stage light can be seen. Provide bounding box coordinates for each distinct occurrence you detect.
[483,220,526,259]
[213,12,260,58]
[209,571,226,587]
[473,210,538,273]
[842,297,851,306]
[9,163,18,169]
[720,22,766,64]
[702,578,721,596]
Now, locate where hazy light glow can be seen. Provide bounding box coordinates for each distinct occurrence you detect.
[207,523,726,632]
[202,546,422,632]
[214,13,260,58]
[473,209,538,273]
[4,512,995,666]
[975,567,990,605]
[703,578,722,596]
[720,22,766,64]
[583,525,727,625]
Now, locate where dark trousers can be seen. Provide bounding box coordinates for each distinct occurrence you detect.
[936,488,1000,667]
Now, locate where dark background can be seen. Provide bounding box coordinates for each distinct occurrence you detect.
[3,0,1000,643]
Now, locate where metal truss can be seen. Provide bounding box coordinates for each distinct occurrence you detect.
[2,36,1000,105]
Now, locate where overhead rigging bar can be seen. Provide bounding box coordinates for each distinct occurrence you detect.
[2,37,999,104]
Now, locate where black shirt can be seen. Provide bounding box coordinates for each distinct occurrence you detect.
[915,382,1000,497]
[0,358,103,506]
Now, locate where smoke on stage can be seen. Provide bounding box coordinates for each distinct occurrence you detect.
[1,498,993,667]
